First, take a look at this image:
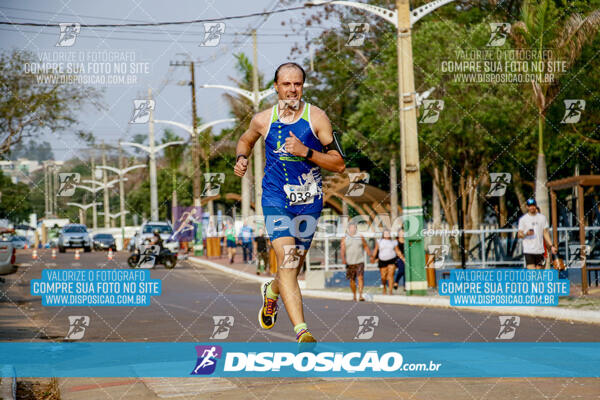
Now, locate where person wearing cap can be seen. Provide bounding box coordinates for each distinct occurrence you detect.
[517,198,557,269]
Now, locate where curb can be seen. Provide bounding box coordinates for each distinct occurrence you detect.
[188,257,600,325]
[0,365,16,400]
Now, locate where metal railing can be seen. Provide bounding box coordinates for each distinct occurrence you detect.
[307,225,600,271]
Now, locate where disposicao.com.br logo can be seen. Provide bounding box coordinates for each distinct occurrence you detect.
[191,346,442,376]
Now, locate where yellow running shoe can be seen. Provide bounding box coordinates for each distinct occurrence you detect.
[296,329,317,352]
[258,281,278,330]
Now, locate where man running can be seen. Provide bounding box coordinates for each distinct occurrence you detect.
[234,62,345,345]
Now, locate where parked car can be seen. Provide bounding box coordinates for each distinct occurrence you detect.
[137,221,179,252]
[93,233,117,251]
[58,224,92,252]
[9,235,29,249]
[0,234,17,275]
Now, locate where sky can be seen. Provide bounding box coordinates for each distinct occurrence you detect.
[0,0,328,161]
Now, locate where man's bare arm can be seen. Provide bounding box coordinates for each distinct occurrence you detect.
[284,105,345,173]
[543,228,557,254]
[234,112,268,177]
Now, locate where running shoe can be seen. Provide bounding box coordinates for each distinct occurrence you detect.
[258,280,278,329]
[296,329,316,343]
[296,329,317,352]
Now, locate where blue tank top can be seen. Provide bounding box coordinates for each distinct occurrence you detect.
[262,102,324,214]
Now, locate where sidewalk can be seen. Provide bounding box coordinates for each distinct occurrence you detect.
[188,255,600,325]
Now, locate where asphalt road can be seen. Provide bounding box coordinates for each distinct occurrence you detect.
[1,249,599,399]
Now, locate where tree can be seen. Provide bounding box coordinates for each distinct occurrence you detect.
[0,171,32,223]
[6,140,55,161]
[0,49,102,154]
[511,0,600,217]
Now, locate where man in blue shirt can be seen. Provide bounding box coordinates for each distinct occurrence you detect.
[234,62,345,346]
[238,223,254,263]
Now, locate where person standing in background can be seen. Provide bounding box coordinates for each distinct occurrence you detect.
[224,222,237,264]
[239,222,254,263]
[255,227,270,275]
[371,229,403,295]
[517,198,556,269]
[393,227,406,291]
[341,222,371,301]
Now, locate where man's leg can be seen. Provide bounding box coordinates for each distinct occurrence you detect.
[349,277,357,301]
[357,274,364,300]
[242,243,249,262]
[269,236,307,328]
[248,242,253,262]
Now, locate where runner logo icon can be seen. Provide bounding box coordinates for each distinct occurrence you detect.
[191,345,223,375]
[57,173,80,196]
[56,23,80,47]
[561,99,585,124]
[346,172,369,197]
[65,316,90,340]
[419,100,444,124]
[354,316,379,340]
[200,23,225,47]
[496,316,520,339]
[346,23,370,47]
[129,100,155,124]
[210,316,234,340]
[487,23,510,47]
[487,173,511,197]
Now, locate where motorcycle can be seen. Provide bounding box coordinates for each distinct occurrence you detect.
[127,240,177,269]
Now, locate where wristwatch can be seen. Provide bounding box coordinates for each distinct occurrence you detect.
[305,148,313,159]
[236,154,247,162]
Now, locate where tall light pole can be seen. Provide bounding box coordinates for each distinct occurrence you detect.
[97,161,146,246]
[306,0,455,295]
[66,202,102,225]
[75,182,117,230]
[121,140,184,221]
[101,142,110,228]
[154,118,234,216]
[98,211,129,226]
[170,55,202,210]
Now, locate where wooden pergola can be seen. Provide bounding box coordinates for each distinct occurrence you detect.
[547,175,600,294]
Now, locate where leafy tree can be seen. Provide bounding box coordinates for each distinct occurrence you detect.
[0,49,102,154]
[6,140,55,161]
[511,0,600,217]
[0,171,32,223]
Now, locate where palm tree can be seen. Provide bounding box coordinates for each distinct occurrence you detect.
[511,0,600,217]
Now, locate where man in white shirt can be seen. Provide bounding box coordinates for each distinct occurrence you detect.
[517,198,557,269]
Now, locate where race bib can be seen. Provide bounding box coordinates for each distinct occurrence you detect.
[284,184,316,205]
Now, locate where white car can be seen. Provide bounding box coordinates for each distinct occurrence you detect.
[136,221,179,253]
[58,224,92,252]
[0,236,16,275]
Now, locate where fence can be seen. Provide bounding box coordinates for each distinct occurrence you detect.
[306,225,600,271]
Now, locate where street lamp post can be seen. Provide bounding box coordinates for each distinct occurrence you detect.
[153,118,235,216]
[121,140,185,221]
[98,211,129,226]
[75,181,118,230]
[96,162,146,246]
[66,202,103,225]
[306,0,455,295]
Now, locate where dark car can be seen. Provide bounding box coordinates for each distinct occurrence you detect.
[93,233,116,251]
